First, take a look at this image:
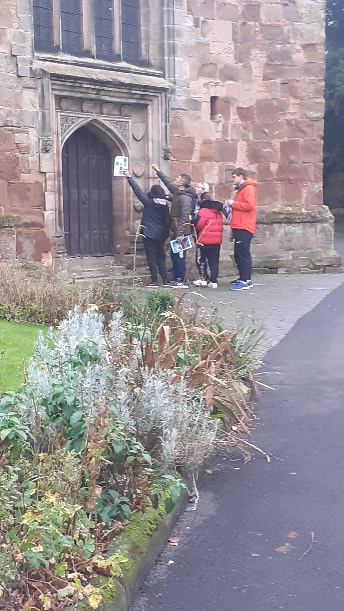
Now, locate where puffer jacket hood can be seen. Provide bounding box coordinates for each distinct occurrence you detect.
[199,200,224,213]
[236,178,257,191]
[148,185,166,200]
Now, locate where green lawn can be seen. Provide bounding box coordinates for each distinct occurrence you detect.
[0,320,46,392]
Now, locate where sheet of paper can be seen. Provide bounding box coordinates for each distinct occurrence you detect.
[114,156,129,176]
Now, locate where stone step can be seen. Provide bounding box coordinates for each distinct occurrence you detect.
[64,256,127,281]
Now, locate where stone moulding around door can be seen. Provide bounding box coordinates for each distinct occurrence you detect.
[59,113,130,146]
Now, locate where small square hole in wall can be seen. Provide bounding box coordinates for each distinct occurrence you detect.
[210,96,231,121]
[210,96,220,120]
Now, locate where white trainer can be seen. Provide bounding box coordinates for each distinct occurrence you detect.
[208,282,218,289]
[193,279,208,287]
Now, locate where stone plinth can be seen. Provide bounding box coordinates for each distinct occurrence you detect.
[253,206,341,273]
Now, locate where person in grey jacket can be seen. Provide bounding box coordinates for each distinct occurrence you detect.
[152,164,196,286]
[125,170,170,287]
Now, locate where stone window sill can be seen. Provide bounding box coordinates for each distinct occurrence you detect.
[33,56,170,91]
[34,52,164,79]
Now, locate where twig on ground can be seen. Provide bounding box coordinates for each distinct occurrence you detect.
[300,531,317,560]
[225,433,284,463]
[186,473,200,511]
[256,381,276,391]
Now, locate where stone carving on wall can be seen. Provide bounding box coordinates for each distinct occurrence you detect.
[101,102,120,116]
[59,112,130,146]
[59,98,82,112]
[132,122,146,141]
[60,115,82,137]
[121,104,133,117]
[163,144,173,160]
[133,161,145,177]
[40,137,53,153]
[103,119,130,144]
[82,100,96,113]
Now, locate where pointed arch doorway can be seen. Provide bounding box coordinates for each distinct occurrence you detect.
[62,126,113,256]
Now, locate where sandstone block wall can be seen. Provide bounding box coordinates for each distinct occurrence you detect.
[166,0,340,272]
[0,0,50,264]
[169,0,326,207]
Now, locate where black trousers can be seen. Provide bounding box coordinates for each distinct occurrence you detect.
[232,229,253,281]
[196,244,209,281]
[199,244,221,283]
[143,237,168,283]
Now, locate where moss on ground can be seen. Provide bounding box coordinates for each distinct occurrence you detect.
[108,500,167,575]
[75,500,170,609]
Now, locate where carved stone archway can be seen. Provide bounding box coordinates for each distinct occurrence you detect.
[58,114,132,256]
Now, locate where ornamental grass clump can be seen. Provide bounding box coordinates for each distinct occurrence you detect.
[0,291,261,610]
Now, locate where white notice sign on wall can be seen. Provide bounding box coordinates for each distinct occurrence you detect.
[114,156,129,176]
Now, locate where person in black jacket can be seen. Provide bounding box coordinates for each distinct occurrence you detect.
[125,170,170,287]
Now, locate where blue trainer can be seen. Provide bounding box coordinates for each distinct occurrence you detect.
[231,280,252,291]
[231,278,253,287]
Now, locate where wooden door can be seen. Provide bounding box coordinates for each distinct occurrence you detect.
[62,127,113,256]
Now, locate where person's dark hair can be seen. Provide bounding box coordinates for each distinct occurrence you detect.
[149,185,166,199]
[200,192,212,201]
[232,167,247,180]
[180,174,192,188]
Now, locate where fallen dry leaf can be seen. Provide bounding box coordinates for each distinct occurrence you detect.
[287,531,298,539]
[168,537,180,547]
[275,544,291,554]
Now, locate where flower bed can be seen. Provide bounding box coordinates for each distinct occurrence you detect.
[0,291,261,610]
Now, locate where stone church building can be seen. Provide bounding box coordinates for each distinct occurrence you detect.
[0,0,340,277]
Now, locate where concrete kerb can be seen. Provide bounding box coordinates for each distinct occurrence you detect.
[102,489,190,611]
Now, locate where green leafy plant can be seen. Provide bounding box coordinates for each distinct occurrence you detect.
[0,394,33,459]
[70,339,100,367]
[20,497,95,570]
[41,381,87,452]
[151,473,188,514]
[0,411,32,459]
[96,490,131,524]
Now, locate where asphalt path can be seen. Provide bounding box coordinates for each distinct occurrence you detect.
[134,238,344,611]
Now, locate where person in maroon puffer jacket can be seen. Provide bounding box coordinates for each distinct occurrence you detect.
[193,194,224,288]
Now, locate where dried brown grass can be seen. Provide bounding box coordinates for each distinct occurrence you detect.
[0,261,114,325]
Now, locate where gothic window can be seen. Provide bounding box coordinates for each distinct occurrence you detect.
[121,0,141,64]
[60,0,83,55]
[33,0,54,52]
[32,0,144,64]
[95,0,114,60]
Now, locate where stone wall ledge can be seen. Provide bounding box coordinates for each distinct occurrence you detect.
[257,206,334,225]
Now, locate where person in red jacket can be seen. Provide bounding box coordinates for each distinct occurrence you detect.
[194,194,224,288]
[229,168,257,291]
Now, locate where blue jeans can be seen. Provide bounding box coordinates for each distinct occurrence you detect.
[171,249,186,282]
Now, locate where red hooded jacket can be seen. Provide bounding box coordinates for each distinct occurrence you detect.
[195,201,223,245]
[231,179,257,234]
